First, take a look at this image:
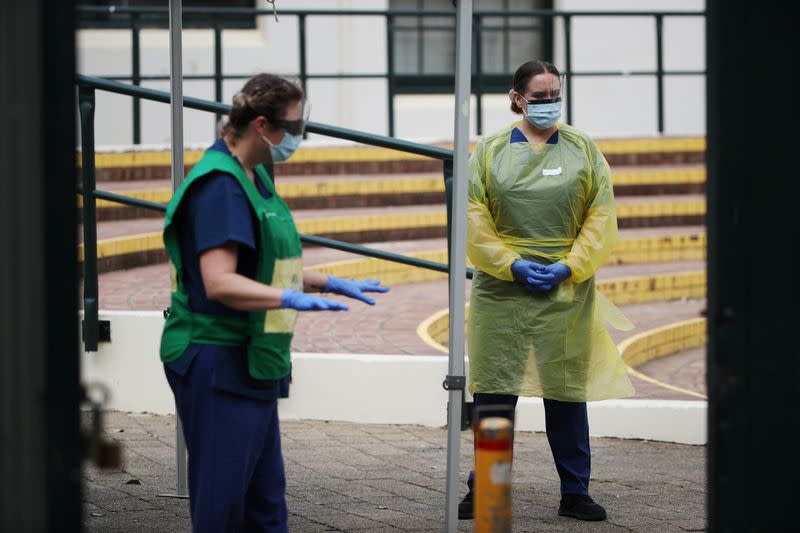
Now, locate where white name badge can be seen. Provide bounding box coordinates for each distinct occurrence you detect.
[543,167,562,176]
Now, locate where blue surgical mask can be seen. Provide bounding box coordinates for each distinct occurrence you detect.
[263,131,302,163]
[526,101,562,129]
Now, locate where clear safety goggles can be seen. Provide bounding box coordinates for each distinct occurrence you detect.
[272,99,311,136]
[511,74,567,106]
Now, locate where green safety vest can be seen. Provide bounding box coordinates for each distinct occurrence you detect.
[159,149,303,380]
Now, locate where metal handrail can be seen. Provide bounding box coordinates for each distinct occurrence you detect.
[74,185,462,276]
[76,6,706,140]
[76,75,453,161]
[77,75,474,350]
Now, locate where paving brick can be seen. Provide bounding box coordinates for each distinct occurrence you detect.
[82,415,706,532]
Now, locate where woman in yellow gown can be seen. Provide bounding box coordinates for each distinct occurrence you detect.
[460,60,634,523]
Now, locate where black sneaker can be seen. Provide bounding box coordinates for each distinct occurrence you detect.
[458,491,474,520]
[558,494,607,521]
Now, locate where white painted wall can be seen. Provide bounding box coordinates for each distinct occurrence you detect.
[81,311,706,445]
[553,0,705,136]
[77,0,704,147]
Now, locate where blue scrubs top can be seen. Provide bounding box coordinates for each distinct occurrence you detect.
[510,127,559,145]
[166,138,290,401]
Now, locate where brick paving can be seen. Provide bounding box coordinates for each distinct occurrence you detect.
[83,412,706,533]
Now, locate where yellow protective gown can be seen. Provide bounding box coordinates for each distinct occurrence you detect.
[466,121,635,402]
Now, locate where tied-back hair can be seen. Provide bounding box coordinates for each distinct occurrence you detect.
[220,73,304,138]
[509,60,560,114]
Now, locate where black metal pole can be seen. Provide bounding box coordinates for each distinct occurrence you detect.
[474,14,483,136]
[298,14,308,90]
[79,86,99,352]
[655,14,665,134]
[386,13,396,137]
[564,15,573,125]
[298,13,308,143]
[443,157,454,257]
[214,21,223,134]
[132,13,141,144]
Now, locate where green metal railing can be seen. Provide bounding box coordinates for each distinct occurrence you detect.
[77,74,474,351]
[76,6,705,141]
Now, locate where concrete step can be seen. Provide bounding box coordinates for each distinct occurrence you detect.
[80,215,705,276]
[82,165,705,221]
[80,136,706,182]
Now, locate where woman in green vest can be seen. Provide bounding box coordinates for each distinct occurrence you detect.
[160,73,389,533]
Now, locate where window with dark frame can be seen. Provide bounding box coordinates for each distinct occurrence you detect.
[391,0,553,94]
[78,1,257,30]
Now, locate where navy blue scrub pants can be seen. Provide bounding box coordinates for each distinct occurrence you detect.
[468,393,590,496]
[165,353,288,533]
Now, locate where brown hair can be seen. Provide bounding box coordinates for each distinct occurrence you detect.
[222,73,304,138]
[510,60,561,114]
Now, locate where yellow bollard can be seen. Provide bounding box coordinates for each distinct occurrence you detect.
[474,416,513,533]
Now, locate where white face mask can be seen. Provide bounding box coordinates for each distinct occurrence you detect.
[261,131,302,163]
[526,99,562,129]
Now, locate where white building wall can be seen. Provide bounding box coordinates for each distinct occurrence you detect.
[553,0,705,137]
[77,0,704,147]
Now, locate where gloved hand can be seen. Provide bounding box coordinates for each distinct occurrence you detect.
[543,263,571,287]
[281,289,349,311]
[324,276,390,305]
[510,260,555,292]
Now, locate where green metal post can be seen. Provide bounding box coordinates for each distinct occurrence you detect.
[474,14,483,136]
[564,15,573,124]
[132,13,141,144]
[214,21,223,134]
[298,14,308,90]
[299,13,308,144]
[386,13,396,137]
[655,14,664,134]
[79,86,99,352]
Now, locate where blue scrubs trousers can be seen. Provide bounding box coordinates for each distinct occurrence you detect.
[468,393,590,496]
[165,351,288,533]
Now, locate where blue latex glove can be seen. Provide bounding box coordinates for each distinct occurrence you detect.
[281,289,349,311]
[324,276,390,305]
[544,263,572,287]
[510,260,555,292]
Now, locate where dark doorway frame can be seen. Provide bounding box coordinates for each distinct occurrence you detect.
[0,0,81,530]
[706,1,794,530]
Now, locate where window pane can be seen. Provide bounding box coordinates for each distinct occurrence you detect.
[475,0,504,9]
[390,0,552,86]
[426,0,456,9]
[423,31,455,74]
[510,0,545,10]
[481,28,505,74]
[508,29,545,70]
[79,0,256,29]
[394,15,419,30]
[395,29,420,74]
[391,0,418,8]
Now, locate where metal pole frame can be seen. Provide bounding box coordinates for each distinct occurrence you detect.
[213,20,223,136]
[386,13,396,137]
[444,1,472,531]
[131,13,142,145]
[654,14,664,134]
[79,86,99,352]
[158,0,189,500]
